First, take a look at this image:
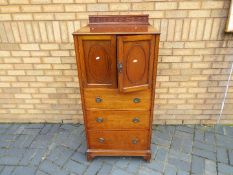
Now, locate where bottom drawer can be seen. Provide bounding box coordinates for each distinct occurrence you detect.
[88,130,149,150]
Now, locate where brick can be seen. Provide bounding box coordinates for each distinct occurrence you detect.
[34,64,51,69]
[189,19,198,40]
[45,22,54,42]
[166,10,188,18]
[36,76,54,82]
[43,4,64,12]
[31,0,51,4]
[13,14,33,20]
[20,44,39,50]
[0,14,11,21]
[167,19,175,41]
[59,22,67,42]
[25,22,34,42]
[192,63,211,68]
[157,76,169,82]
[162,56,182,62]
[155,2,177,10]
[194,48,215,55]
[202,1,224,9]
[189,10,211,17]
[211,18,221,40]
[196,19,205,40]
[18,76,36,82]
[185,42,205,48]
[206,41,225,48]
[33,13,54,20]
[0,0,7,5]
[163,42,184,48]
[132,2,154,10]
[110,3,130,11]
[21,5,42,12]
[40,44,59,50]
[53,0,73,2]
[11,22,21,42]
[160,19,168,41]
[23,57,41,63]
[173,49,193,55]
[42,57,61,63]
[8,70,25,75]
[188,88,207,93]
[15,94,32,99]
[181,19,190,41]
[51,51,69,56]
[1,6,20,12]
[203,19,213,40]
[0,51,10,56]
[31,22,41,42]
[52,21,61,42]
[87,4,108,11]
[38,22,48,42]
[9,0,29,4]
[179,2,200,9]
[56,12,75,20]
[65,4,86,12]
[0,76,16,81]
[211,9,228,17]
[174,19,183,41]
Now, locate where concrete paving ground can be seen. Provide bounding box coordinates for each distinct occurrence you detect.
[0,124,233,175]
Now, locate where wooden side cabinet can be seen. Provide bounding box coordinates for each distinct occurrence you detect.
[73,15,160,161]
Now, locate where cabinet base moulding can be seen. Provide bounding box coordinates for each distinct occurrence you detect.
[86,149,151,161]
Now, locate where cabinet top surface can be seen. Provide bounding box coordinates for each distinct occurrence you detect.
[73,24,160,35]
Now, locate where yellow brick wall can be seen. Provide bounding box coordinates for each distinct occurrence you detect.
[0,0,232,124]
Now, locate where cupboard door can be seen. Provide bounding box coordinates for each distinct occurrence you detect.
[78,35,117,88]
[117,35,155,93]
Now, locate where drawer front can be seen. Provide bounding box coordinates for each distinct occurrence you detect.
[86,110,150,130]
[88,130,149,150]
[84,88,151,110]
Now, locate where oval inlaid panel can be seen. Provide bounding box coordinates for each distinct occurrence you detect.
[126,45,146,83]
[88,45,111,83]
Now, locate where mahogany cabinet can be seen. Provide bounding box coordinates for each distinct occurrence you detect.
[73,15,160,161]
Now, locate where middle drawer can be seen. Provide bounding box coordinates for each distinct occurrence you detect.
[86,110,150,130]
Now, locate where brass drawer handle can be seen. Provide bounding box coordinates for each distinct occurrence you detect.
[95,97,102,103]
[132,139,138,144]
[98,138,105,143]
[132,117,140,123]
[133,98,141,103]
[96,117,103,123]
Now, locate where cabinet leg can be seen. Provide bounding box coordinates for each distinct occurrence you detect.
[86,153,94,161]
[143,154,151,162]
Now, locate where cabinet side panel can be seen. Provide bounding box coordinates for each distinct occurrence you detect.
[148,34,160,149]
[73,34,90,148]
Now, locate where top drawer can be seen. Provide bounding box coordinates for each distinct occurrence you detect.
[83,88,151,110]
